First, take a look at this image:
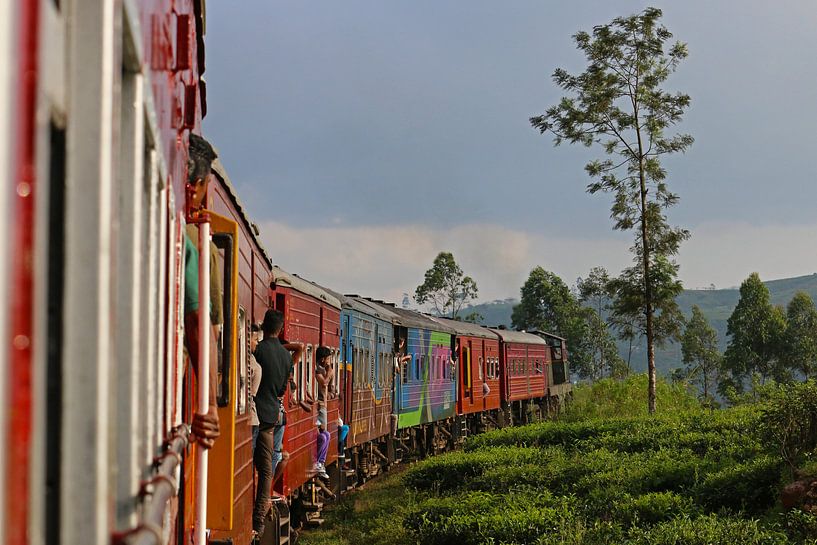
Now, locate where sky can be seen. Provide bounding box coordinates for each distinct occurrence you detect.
[202,0,817,304]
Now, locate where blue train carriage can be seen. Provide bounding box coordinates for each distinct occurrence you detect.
[331,294,398,483]
[365,302,459,457]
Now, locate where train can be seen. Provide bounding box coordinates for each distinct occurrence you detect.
[0,1,571,545]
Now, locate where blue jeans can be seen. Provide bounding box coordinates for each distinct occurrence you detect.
[271,423,285,474]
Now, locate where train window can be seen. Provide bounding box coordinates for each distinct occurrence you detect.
[353,347,360,387]
[365,347,370,386]
[478,356,484,381]
[463,348,471,389]
[302,345,312,402]
[295,348,304,402]
[380,352,386,388]
[334,349,341,397]
[237,307,247,415]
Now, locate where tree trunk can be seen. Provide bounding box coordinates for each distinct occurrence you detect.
[637,149,656,414]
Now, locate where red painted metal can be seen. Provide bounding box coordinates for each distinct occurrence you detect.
[6,1,39,543]
[266,282,340,498]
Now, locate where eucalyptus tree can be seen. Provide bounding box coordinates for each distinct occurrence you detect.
[414,252,478,319]
[723,273,788,387]
[531,7,693,413]
[681,305,722,406]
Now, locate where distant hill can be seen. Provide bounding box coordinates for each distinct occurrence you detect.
[459,273,817,376]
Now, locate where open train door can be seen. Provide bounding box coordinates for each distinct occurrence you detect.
[206,211,240,530]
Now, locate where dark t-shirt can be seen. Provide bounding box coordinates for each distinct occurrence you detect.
[253,337,293,426]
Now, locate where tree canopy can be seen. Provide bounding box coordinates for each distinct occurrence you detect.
[681,305,722,405]
[531,7,692,413]
[723,273,787,388]
[414,252,478,319]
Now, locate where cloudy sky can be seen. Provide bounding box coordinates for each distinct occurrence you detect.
[202,0,817,304]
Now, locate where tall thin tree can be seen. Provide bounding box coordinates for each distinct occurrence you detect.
[531,7,693,413]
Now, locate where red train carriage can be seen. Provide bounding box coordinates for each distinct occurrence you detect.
[492,329,551,425]
[531,330,573,412]
[432,317,502,434]
[269,268,341,507]
[2,0,213,544]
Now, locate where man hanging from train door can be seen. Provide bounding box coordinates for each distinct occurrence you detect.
[183,133,221,448]
[252,309,304,536]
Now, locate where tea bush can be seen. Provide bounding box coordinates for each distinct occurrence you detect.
[692,455,785,513]
[302,380,817,545]
[624,514,790,545]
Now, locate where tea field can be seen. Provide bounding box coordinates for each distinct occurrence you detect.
[300,377,817,545]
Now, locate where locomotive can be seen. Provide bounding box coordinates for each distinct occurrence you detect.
[0,1,571,545]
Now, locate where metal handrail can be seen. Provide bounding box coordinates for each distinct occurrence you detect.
[114,424,190,545]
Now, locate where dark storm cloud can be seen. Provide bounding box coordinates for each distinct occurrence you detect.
[201,1,817,298]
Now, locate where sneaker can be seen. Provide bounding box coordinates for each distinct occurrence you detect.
[312,462,329,480]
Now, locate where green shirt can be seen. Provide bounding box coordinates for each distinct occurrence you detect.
[185,224,223,325]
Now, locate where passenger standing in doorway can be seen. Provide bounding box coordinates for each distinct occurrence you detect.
[249,323,262,451]
[252,309,303,535]
[313,346,334,480]
[183,133,220,448]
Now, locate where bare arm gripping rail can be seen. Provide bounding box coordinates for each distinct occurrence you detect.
[113,424,191,545]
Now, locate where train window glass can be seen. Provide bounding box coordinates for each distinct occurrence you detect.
[464,349,471,389]
[381,352,386,388]
[353,347,359,387]
[388,352,395,388]
[334,349,341,397]
[296,348,304,402]
[478,356,484,381]
[363,348,374,386]
[306,345,314,401]
[211,233,236,408]
[437,355,442,381]
[237,307,247,415]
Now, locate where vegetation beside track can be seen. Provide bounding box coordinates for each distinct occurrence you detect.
[300,376,817,545]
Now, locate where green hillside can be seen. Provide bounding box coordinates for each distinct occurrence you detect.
[461,273,817,376]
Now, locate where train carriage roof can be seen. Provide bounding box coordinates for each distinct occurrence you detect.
[527,329,567,344]
[431,316,499,340]
[211,158,273,268]
[488,328,549,345]
[344,295,402,323]
[271,266,341,310]
[307,282,401,323]
[361,300,457,334]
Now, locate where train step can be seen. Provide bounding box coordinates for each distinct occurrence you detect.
[301,500,323,512]
[306,516,325,528]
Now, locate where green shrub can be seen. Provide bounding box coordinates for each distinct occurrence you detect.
[692,455,784,513]
[565,375,702,421]
[782,509,817,543]
[465,417,652,452]
[625,514,790,545]
[405,491,578,545]
[610,492,699,526]
[402,446,543,492]
[760,380,817,474]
